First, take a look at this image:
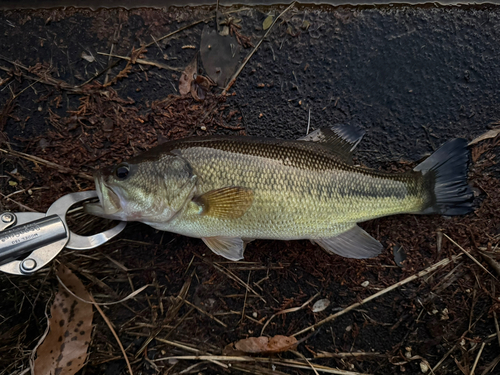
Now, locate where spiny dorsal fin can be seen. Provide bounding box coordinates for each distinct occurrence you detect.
[298,124,365,163]
[193,186,254,219]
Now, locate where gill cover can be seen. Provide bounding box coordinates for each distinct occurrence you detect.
[86,151,197,223]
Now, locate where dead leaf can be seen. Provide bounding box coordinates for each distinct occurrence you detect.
[80,52,95,63]
[263,15,274,30]
[31,264,93,375]
[200,25,241,87]
[179,57,197,96]
[190,74,215,102]
[223,335,298,355]
[312,298,330,313]
[468,128,500,146]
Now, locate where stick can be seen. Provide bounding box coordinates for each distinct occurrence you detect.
[97,53,183,72]
[443,233,498,281]
[293,254,462,337]
[144,18,210,49]
[0,191,37,212]
[222,2,296,95]
[184,300,227,328]
[432,344,457,373]
[261,292,319,335]
[0,148,93,181]
[203,258,266,303]
[154,355,370,375]
[470,342,486,375]
[88,293,134,375]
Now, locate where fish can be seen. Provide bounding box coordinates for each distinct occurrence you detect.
[85,125,473,261]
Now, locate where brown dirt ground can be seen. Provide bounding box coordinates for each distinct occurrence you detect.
[0,4,499,375]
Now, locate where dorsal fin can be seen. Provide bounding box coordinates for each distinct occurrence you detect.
[298,124,365,164]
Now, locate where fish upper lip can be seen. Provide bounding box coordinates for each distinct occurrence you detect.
[94,172,121,215]
[94,173,105,206]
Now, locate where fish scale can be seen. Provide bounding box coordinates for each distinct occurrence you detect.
[162,144,422,240]
[87,126,473,260]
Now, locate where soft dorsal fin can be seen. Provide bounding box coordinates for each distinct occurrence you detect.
[298,124,365,163]
[193,186,254,219]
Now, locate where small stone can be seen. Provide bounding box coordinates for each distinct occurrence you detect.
[312,299,330,313]
[420,361,429,373]
[361,281,370,287]
[252,312,258,318]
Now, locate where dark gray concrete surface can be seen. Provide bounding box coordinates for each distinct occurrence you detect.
[0,4,499,165]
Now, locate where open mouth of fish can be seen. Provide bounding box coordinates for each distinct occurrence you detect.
[84,175,122,219]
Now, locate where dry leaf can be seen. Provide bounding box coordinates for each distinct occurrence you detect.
[179,57,197,96]
[224,335,298,355]
[312,298,330,313]
[80,52,95,63]
[263,15,274,30]
[31,264,93,375]
[200,25,241,87]
[468,128,500,146]
[191,74,215,102]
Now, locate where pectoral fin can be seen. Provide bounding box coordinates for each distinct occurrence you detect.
[202,236,245,261]
[313,225,383,259]
[194,187,254,219]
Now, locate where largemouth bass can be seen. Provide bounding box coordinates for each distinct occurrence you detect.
[86,125,473,260]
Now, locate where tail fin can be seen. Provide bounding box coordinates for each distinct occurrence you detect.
[414,139,473,215]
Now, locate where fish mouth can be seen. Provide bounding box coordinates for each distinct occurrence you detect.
[84,173,123,219]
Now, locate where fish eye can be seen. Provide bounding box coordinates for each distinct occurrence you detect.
[114,164,130,180]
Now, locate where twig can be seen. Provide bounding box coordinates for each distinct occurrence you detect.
[77,59,121,88]
[154,355,370,375]
[203,257,266,303]
[97,53,183,72]
[0,191,37,212]
[0,56,81,93]
[184,300,227,328]
[470,342,486,375]
[56,274,150,306]
[239,271,251,324]
[306,108,311,135]
[12,77,43,99]
[144,18,210,49]
[443,233,498,281]
[261,292,319,335]
[432,344,457,373]
[315,352,383,359]
[135,272,193,358]
[0,148,93,181]
[222,2,296,95]
[155,338,201,354]
[88,293,134,375]
[293,254,462,337]
[292,350,320,375]
[493,283,500,348]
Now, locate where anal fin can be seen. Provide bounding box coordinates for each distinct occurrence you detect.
[314,225,383,259]
[202,236,245,261]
